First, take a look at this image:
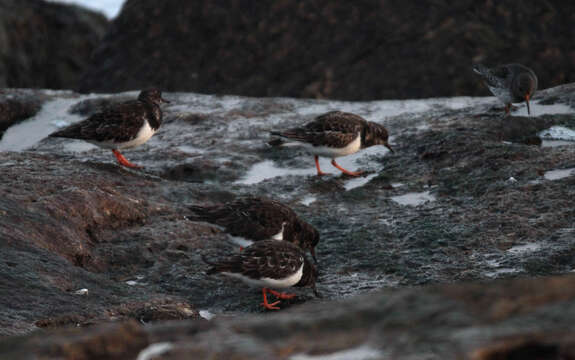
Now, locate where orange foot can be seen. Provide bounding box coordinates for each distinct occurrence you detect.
[112,149,141,168]
[314,155,330,176]
[331,159,362,177]
[268,289,297,300]
[261,288,281,310]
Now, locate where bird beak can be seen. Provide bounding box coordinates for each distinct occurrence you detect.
[309,248,317,264]
[161,97,170,104]
[525,94,531,115]
[385,142,394,153]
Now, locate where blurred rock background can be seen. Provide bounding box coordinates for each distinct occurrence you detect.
[0,0,108,89]
[2,0,574,99]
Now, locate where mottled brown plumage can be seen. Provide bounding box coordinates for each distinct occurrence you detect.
[49,88,169,168]
[270,111,393,176]
[189,197,319,262]
[204,240,318,309]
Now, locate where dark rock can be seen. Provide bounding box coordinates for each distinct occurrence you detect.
[0,90,44,136]
[35,321,148,360]
[78,1,574,100]
[0,0,108,89]
[1,84,575,357]
[5,275,575,359]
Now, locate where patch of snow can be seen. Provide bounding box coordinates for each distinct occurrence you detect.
[514,102,573,117]
[73,288,88,296]
[507,243,542,255]
[290,346,383,360]
[539,126,575,142]
[176,145,206,155]
[63,141,98,153]
[46,0,125,18]
[236,143,391,185]
[300,196,317,206]
[199,310,215,320]
[391,191,436,206]
[485,268,520,278]
[541,139,575,147]
[235,160,315,185]
[544,168,575,181]
[136,342,174,360]
[344,173,378,191]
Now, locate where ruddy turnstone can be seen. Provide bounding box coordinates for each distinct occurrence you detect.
[204,240,318,310]
[270,111,393,176]
[189,197,319,262]
[49,88,169,168]
[473,63,537,116]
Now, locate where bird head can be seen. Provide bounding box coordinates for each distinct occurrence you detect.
[364,122,394,153]
[292,220,320,263]
[139,88,170,105]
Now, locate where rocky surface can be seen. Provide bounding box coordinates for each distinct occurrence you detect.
[0,89,45,136]
[0,84,574,358]
[78,0,574,99]
[0,0,108,89]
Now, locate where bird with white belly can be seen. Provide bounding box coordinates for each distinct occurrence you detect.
[49,88,169,168]
[270,111,393,176]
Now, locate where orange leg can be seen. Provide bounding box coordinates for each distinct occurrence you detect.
[261,288,281,310]
[314,156,329,176]
[331,159,362,177]
[112,149,141,168]
[267,289,297,300]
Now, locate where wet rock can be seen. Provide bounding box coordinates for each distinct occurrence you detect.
[78,1,573,99]
[1,84,575,357]
[0,0,108,89]
[5,275,575,359]
[0,89,45,136]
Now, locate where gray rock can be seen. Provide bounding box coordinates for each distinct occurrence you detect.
[0,85,574,357]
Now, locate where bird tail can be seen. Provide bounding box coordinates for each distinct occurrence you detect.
[472,63,489,77]
[268,130,291,147]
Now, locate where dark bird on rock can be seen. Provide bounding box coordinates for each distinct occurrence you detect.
[49,88,169,168]
[473,63,537,116]
[189,197,320,262]
[270,111,393,176]
[203,240,319,310]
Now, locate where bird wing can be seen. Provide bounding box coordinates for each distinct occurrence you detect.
[50,101,149,143]
[305,111,367,133]
[474,64,509,89]
[190,198,289,241]
[241,241,304,280]
[272,111,364,147]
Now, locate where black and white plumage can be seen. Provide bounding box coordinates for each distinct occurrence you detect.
[270,111,393,176]
[49,88,169,168]
[189,197,320,262]
[204,240,318,310]
[473,63,538,116]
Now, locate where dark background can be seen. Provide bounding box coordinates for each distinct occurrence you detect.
[2,0,574,100]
